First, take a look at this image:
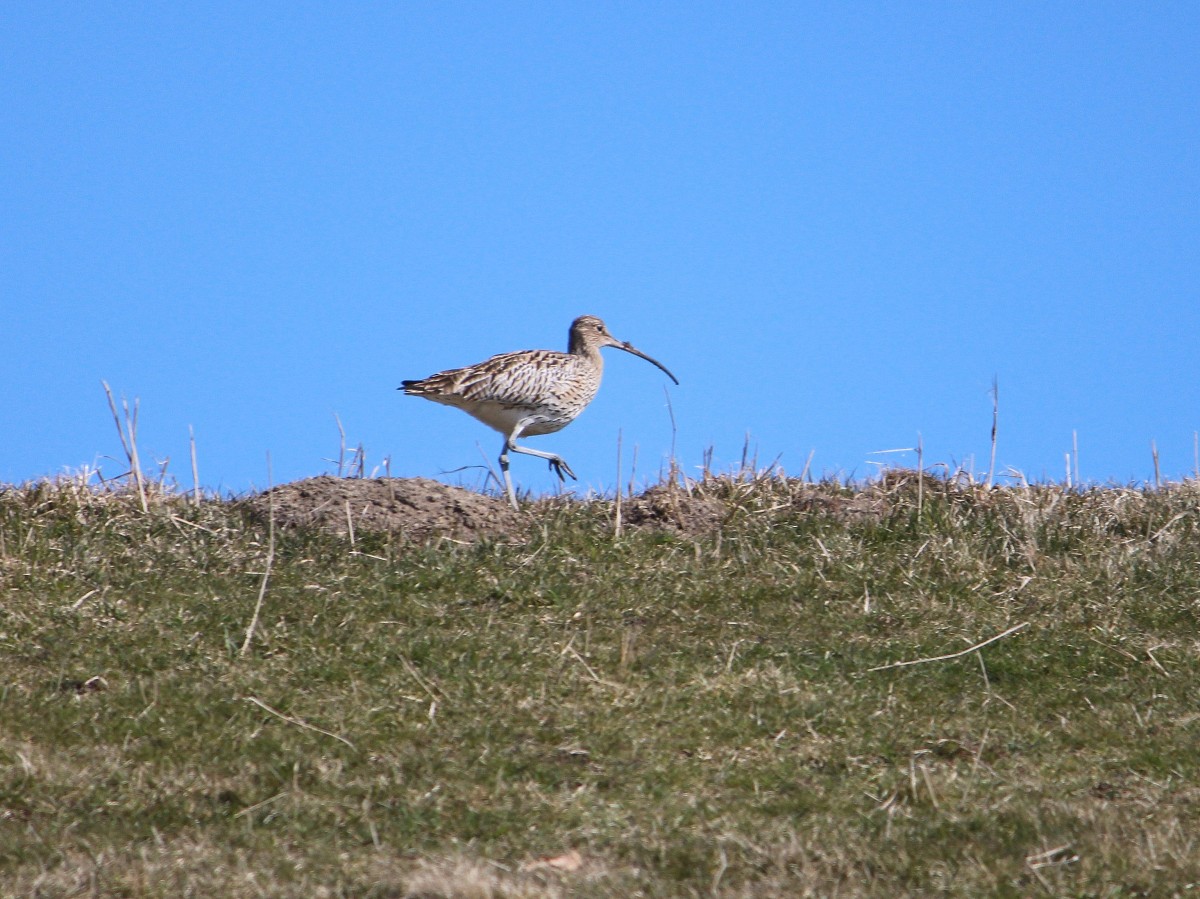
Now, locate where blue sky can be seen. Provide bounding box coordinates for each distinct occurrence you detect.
[3,3,1198,496]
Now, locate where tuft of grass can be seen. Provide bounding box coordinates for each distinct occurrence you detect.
[2,469,1200,896]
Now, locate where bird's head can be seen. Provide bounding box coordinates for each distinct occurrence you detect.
[568,315,679,385]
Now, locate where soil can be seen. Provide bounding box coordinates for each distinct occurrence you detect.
[244,476,529,543]
[241,473,913,544]
[788,483,887,523]
[620,484,726,535]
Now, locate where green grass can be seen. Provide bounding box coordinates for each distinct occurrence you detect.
[3,472,1200,896]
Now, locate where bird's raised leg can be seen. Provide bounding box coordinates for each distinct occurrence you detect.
[504,437,577,483]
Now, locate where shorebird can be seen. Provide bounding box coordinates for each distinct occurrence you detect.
[401,315,679,509]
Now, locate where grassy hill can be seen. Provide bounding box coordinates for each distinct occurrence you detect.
[2,471,1198,896]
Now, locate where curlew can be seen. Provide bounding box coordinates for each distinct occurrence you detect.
[400,315,679,509]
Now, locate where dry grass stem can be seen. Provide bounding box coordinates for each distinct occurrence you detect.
[868,622,1030,672]
[987,376,998,489]
[240,454,275,657]
[102,380,148,512]
[334,412,347,477]
[244,696,356,750]
[614,429,623,538]
[189,424,201,506]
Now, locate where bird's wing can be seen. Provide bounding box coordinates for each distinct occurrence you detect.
[409,350,576,406]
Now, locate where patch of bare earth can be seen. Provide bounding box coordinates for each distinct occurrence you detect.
[622,478,888,534]
[245,476,529,543]
[620,483,726,535]
[241,471,931,545]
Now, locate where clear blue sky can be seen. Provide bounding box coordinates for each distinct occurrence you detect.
[3,3,1198,496]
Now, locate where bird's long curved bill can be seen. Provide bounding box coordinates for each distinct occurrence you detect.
[619,343,680,385]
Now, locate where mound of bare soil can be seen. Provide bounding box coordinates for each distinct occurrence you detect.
[245,476,528,543]
[621,484,727,535]
[787,483,887,523]
[241,472,919,545]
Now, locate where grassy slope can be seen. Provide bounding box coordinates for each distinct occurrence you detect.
[2,474,1199,897]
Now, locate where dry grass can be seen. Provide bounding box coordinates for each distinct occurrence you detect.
[3,467,1200,896]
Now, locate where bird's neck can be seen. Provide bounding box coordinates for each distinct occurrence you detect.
[567,337,604,369]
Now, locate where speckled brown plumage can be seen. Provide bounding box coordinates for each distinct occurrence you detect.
[401,315,679,509]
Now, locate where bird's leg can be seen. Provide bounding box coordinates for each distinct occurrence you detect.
[498,440,519,510]
[504,438,578,483]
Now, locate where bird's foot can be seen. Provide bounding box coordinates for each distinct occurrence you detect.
[548,457,577,482]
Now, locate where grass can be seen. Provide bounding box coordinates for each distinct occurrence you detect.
[2,469,1200,896]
